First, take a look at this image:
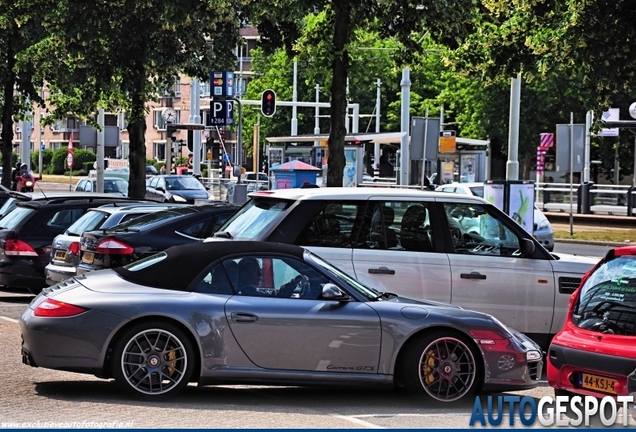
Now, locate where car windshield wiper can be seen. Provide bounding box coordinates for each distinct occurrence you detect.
[214,231,233,239]
[111,227,140,233]
[374,291,399,301]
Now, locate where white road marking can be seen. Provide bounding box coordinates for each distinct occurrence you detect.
[331,414,385,429]
[0,316,18,323]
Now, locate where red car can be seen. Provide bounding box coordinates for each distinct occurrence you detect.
[548,245,636,398]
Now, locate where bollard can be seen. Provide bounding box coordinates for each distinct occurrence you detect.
[577,181,594,214]
[628,185,636,217]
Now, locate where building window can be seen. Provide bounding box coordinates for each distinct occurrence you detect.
[154,141,166,161]
[117,141,130,159]
[51,141,66,151]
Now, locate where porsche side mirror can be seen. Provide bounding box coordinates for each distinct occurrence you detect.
[322,283,350,301]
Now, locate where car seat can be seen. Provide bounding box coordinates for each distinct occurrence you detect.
[400,205,433,252]
[370,206,398,249]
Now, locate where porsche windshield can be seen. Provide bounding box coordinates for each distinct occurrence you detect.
[573,255,636,336]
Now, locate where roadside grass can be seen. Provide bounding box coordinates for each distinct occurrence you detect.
[554,229,636,243]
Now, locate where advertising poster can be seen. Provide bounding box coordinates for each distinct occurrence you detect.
[343,149,358,187]
[508,183,535,233]
[483,183,505,211]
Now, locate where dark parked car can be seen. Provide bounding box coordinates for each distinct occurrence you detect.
[45,202,184,285]
[0,194,139,294]
[77,204,238,274]
[145,175,209,203]
[22,241,542,402]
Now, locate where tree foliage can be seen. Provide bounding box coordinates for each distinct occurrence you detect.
[243,0,480,185]
[0,0,47,188]
[30,0,242,197]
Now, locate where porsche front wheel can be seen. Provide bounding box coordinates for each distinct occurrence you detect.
[401,331,481,403]
[112,321,194,400]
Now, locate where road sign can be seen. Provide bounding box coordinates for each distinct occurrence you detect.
[207,150,213,160]
[210,71,234,97]
[67,135,74,169]
[187,155,193,169]
[208,100,234,126]
[223,153,231,163]
[439,130,457,153]
[40,144,45,152]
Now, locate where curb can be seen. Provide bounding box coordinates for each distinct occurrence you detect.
[555,238,631,247]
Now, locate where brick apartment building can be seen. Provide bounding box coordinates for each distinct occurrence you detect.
[12,26,259,169]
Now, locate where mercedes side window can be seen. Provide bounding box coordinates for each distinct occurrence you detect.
[443,203,521,257]
[149,177,159,189]
[295,200,365,248]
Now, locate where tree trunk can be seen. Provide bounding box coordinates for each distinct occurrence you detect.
[327,0,352,187]
[1,44,16,189]
[127,60,148,199]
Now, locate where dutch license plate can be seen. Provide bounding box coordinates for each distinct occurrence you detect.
[579,373,617,394]
[54,250,67,260]
[82,252,94,265]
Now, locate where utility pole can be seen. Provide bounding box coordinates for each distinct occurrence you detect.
[374,79,381,176]
[190,77,202,176]
[399,68,411,186]
[506,74,521,180]
[96,108,105,192]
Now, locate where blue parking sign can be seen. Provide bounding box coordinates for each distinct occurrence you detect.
[40,144,45,151]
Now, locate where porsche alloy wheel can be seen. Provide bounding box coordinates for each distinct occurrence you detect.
[402,332,481,403]
[113,322,194,400]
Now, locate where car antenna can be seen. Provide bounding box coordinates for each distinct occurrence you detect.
[35,175,48,199]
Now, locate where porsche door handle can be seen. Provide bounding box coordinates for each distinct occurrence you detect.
[368,267,396,275]
[460,272,487,280]
[230,312,259,323]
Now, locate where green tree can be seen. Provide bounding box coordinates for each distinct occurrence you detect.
[0,0,46,188]
[33,0,242,197]
[244,0,479,186]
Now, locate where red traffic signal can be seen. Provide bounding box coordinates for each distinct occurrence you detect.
[261,89,276,117]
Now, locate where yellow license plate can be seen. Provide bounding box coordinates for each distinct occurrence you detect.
[580,373,617,394]
[82,252,94,264]
[54,250,67,260]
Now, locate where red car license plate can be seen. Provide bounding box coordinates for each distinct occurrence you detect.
[579,373,617,394]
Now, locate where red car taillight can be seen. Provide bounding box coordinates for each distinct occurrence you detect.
[95,239,134,255]
[67,241,81,257]
[4,239,38,256]
[34,298,87,317]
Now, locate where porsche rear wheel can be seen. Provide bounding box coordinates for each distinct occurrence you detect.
[401,331,481,403]
[112,321,194,400]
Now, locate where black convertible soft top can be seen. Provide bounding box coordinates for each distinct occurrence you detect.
[112,240,306,290]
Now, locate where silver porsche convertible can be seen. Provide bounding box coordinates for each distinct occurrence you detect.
[20,241,543,402]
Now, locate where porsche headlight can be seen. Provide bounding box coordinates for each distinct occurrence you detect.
[172,194,187,202]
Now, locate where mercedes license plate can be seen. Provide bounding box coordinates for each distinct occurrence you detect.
[81,252,94,265]
[54,250,67,260]
[579,373,616,394]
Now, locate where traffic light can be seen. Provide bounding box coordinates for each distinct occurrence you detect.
[261,89,276,117]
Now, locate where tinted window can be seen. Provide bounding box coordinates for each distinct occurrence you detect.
[165,176,205,191]
[104,179,128,194]
[194,263,233,295]
[366,201,435,252]
[0,207,34,230]
[0,197,19,218]
[295,200,366,248]
[218,198,293,239]
[47,209,86,229]
[65,210,109,235]
[110,207,196,231]
[443,203,520,257]
[574,255,636,336]
[469,186,484,198]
